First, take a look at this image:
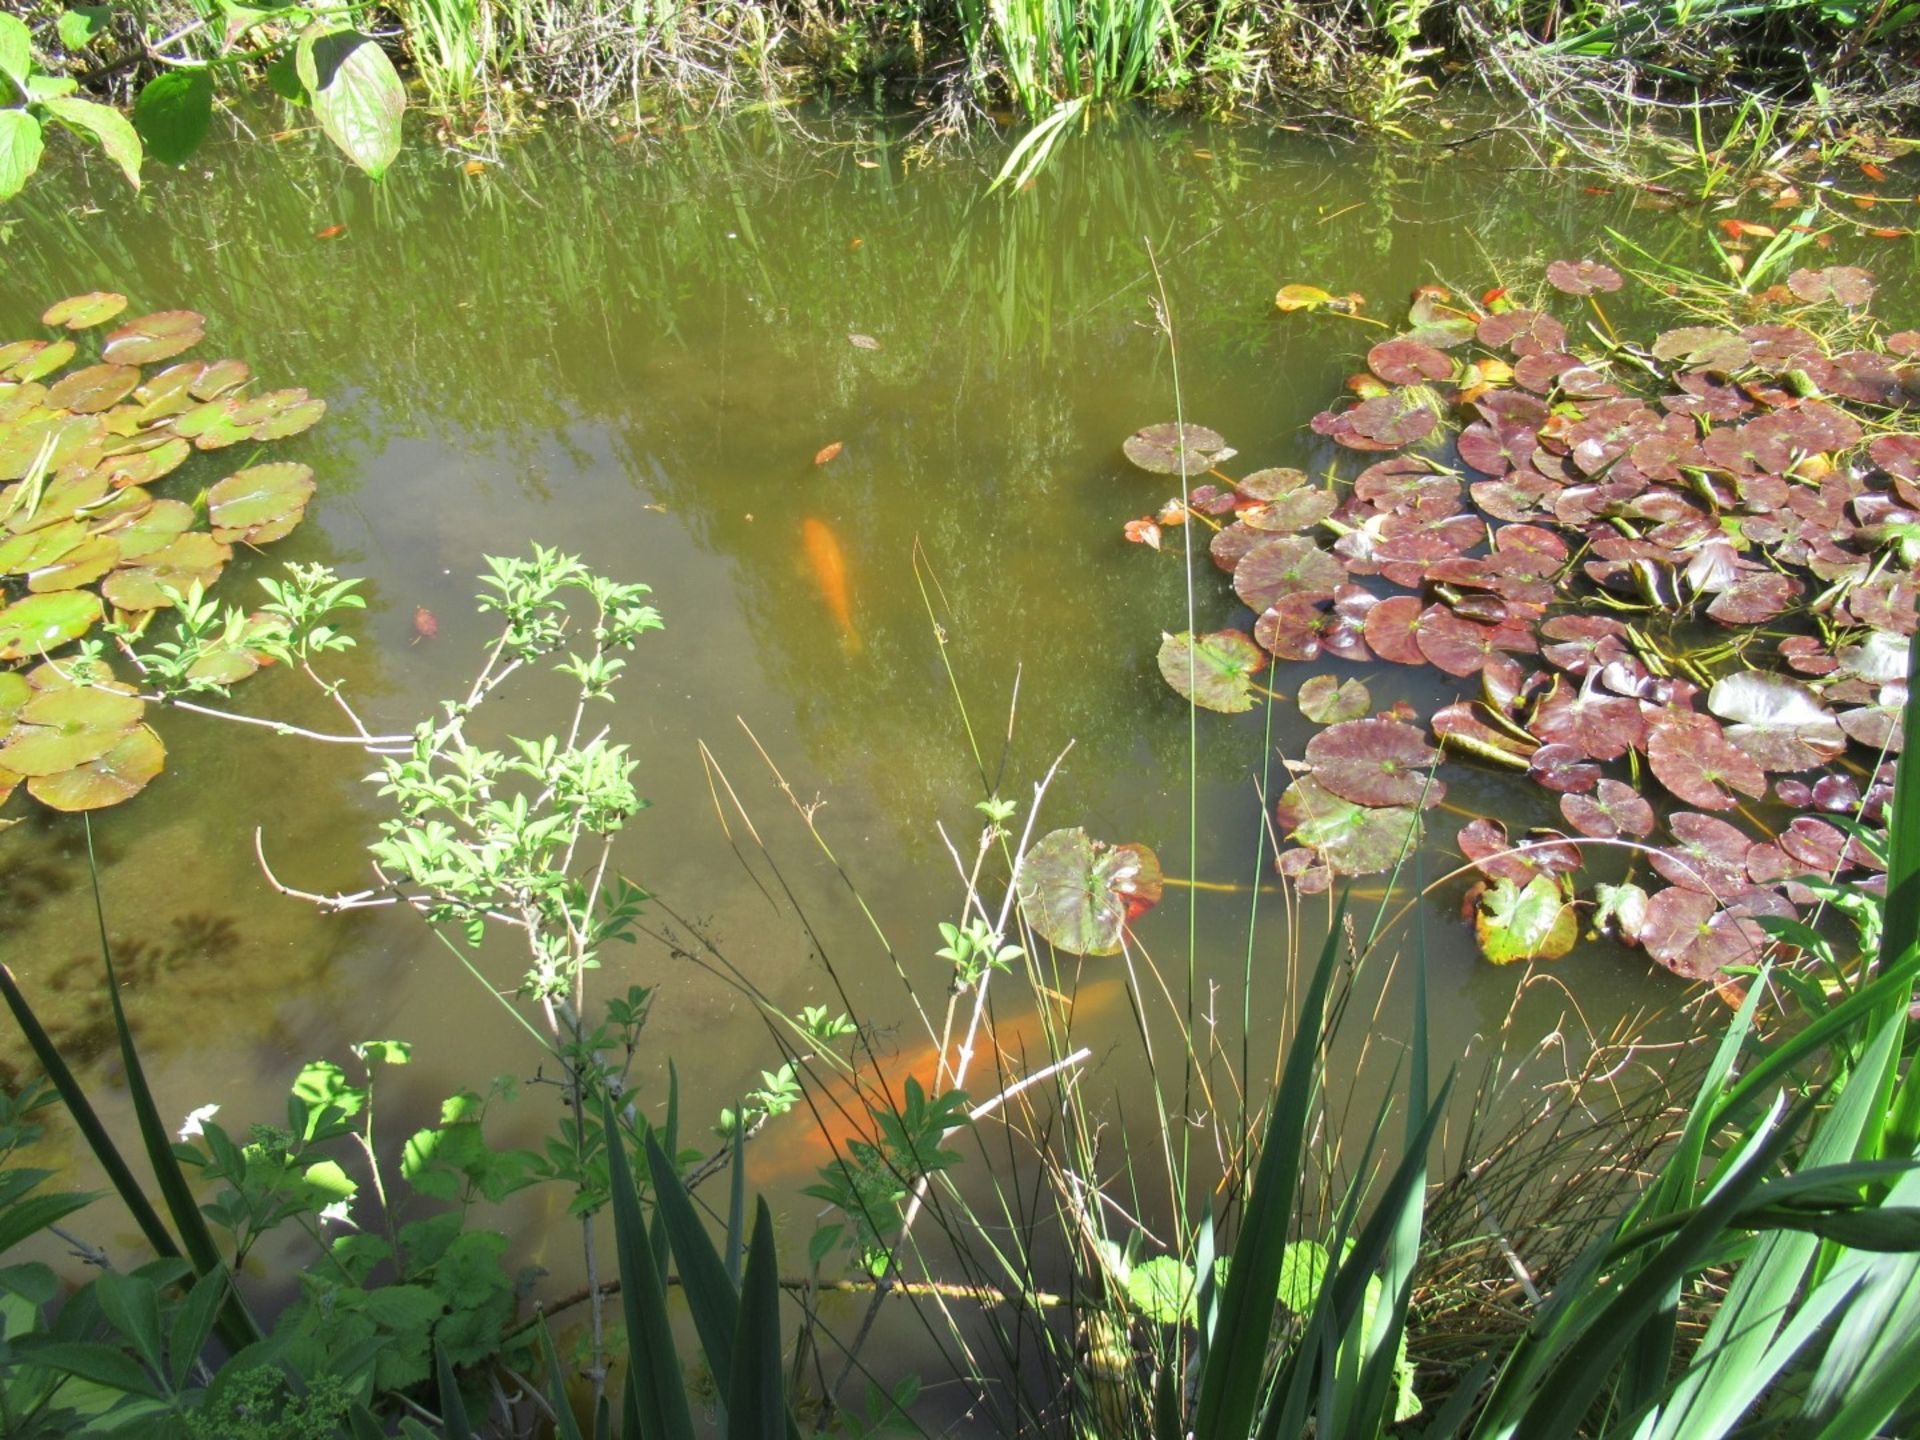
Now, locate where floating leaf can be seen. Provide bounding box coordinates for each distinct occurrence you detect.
[101,310,206,365]
[1156,630,1264,714]
[1124,518,1162,550]
[1016,828,1163,957]
[1234,536,1344,611]
[27,724,164,811]
[1,686,144,775]
[1706,672,1846,772]
[1457,817,1542,885]
[1304,718,1441,808]
[1297,675,1369,725]
[1651,813,1753,894]
[1366,338,1452,386]
[1646,717,1765,810]
[46,362,141,414]
[1123,423,1232,477]
[207,462,315,544]
[1546,259,1623,296]
[0,590,102,660]
[100,532,230,611]
[1786,266,1875,307]
[41,292,128,330]
[1274,776,1423,877]
[1559,778,1655,839]
[1274,284,1334,313]
[1474,875,1577,965]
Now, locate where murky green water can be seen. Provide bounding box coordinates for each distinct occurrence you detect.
[5,111,1912,1342]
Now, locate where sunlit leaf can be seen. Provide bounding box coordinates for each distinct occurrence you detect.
[27,724,164,811]
[1474,875,1577,965]
[296,27,405,179]
[1016,828,1163,957]
[40,292,128,331]
[1304,718,1442,807]
[0,590,102,660]
[1156,629,1264,714]
[1297,675,1369,725]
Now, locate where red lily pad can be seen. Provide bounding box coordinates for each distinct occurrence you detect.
[1253,597,1330,661]
[1651,813,1753,894]
[1457,817,1541,885]
[1362,595,1425,665]
[1367,338,1452,386]
[1304,718,1442,807]
[1545,259,1623,296]
[1706,672,1846,772]
[1124,423,1233,477]
[1559,778,1655,840]
[1786,266,1875,307]
[1647,717,1766,810]
[1529,743,1600,793]
[1234,536,1345,611]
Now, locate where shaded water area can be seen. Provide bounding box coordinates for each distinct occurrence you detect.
[5,108,1913,1407]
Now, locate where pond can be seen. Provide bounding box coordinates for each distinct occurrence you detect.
[2,106,1914,1414]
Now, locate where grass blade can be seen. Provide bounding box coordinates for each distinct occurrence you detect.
[438,1342,475,1440]
[645,1130,740,1398]
[724,1197,788,1440]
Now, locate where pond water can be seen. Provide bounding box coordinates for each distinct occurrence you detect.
[4,107,1912,1394]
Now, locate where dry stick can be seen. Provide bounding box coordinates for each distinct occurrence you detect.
[824,744,1075,1405]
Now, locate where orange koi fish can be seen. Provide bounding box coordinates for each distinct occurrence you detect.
[801,516,861,653]
[750,977,1128,1183]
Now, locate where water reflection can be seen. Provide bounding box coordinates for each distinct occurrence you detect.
[0,108,1768,1224]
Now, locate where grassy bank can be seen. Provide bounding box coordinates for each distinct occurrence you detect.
[12,1,1920,144]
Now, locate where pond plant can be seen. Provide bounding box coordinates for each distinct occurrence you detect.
[1125,248,1920,979]
[1,293,324,822]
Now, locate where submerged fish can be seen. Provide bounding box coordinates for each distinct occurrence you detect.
[801,516,861,652]
[749,977,1127,1182]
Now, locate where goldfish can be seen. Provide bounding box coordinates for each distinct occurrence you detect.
[750,977,1128,1182]
[801,516,861,653]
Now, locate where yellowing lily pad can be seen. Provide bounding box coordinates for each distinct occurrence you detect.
[101,531,230,611]
[41,292,129,330]
[1474,875,1577,964]
[28,724,164,811]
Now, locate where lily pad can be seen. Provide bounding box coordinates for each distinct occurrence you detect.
[1275,776,1423,877]
[1706,672,1846,772]
[1298,675,1370,725]
[41,292,129,330]
[27,724,164,811]
[1786,266,1875,307]
[1647,717,1766,811]
[1545,259,1623,296]
[1651,812,1753,893]
[207,462,315,544]
[1016,828,1164,957]
[1234,536,1344,611]
[1559,778,1654,840]
[100,531,231,611]
[1474,875,1577,965]
[1304,718,1441,808]
[101,310,206,365]
[1157,630,1265,714]
[1123,423,1233,478]
[0,590,103,660]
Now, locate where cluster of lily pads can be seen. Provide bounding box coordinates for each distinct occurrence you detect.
[0,294,322,818]
[1126,259,1917,979]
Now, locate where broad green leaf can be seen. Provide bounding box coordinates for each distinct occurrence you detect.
[95,1270,164,1377]
[58,8,113,51]
[1157,629,1265,713]
[1127,1256,1198,1325]
[0,109,45,202]
[1016,827,1163,956]
[133,70,213,166]
[296,28,403,178]
[0,15,29,87]
[0,589,102,660]
[38,95,142,190]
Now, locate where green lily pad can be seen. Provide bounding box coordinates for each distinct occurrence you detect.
[99,435,190,489]
[10,466,112,533]
[101,310,206,366]
[28,534,118,592]
[1474,875,1577,965]
[41,292,129,330]
[45,362,141,414]
[101,531,230,611]
[0,589,102,659]
[8,339,76,383]
[0,670,28,728]
[1275,776,1423,876]
[250,395,327,441]
[28,724,164,811]
[104,497,194,560]
[1123,423,1234,477]
[1297,675,1370,724]
[1157,629,1265,713]
[208,462,314,544]
[1016,827,1164,957]
[0,518,87,575]
[0,412,104,480]
[189,359,249,400]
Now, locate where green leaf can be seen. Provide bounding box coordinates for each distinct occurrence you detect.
[1157,629,1265,713]
[38,95,142,190]
[133,70,213,166]
[58,8,113,51]
[0,1187,95,1254]
[95,1269,165,1380]
[0,14,30,87]
[601,1095,696,1440]
[0,109,45,202]
[295,27,403,178]
[15,1337,165,1398]
[265,50,308,105]
[645,1131,740,1399]
[168,1265,229,1390]
[1127,1256,1198,1325]
[726,1199,788,1440]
